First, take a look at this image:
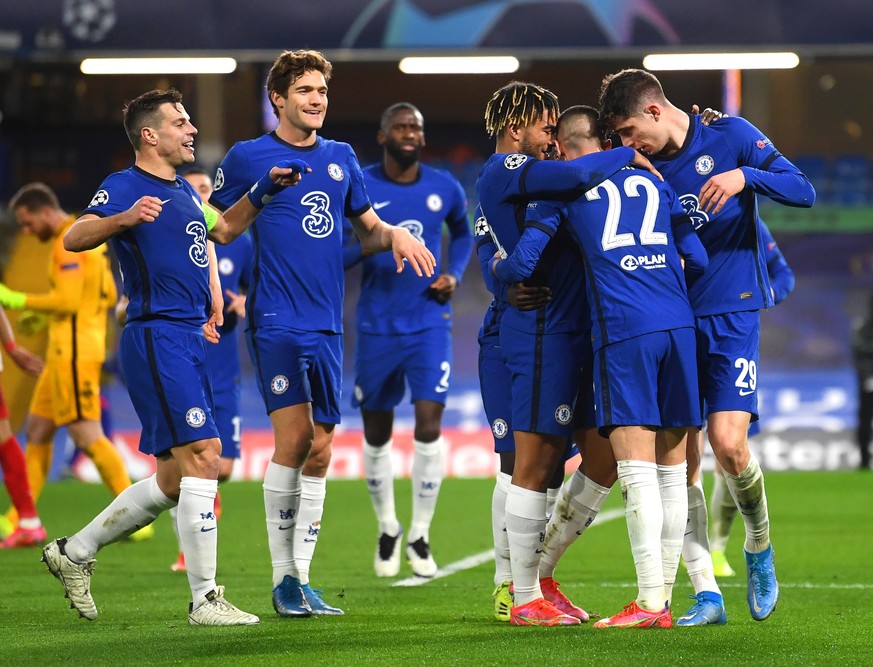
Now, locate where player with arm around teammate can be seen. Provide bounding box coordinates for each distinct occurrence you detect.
[599,68,814,624]
[42,87,304,626]
[494,105,708,628]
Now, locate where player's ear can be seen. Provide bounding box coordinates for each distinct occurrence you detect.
[377,129,387,146]
[141,126,158,147]
[646,104,661,121]
[601,137,612,150]
[506,122,522,141]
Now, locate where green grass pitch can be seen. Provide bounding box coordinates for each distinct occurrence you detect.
[3,471,872,665]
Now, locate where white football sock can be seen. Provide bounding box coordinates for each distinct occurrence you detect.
[65,474,174,563]
[491,472,512,586]
[263,461,301,587]
[617,460,665,612]
[709,469,737,553]
[169,505,182,552]
[725,455,770,554]
[177,476,219,608]
[539,469,609,579]
[294,475,326,586]
[658,462,688,607]
[682,479,721,596]
[505,484,547,606]
[545,485,560,520]
[363,439,400,537]
[409,436,444,543]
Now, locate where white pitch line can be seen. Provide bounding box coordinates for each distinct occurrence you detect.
[392,507,626,587]
[595,581,873,590]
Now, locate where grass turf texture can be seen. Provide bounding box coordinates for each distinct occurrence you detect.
[3,471,872,665]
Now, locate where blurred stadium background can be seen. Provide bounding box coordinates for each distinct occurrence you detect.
[1,0,872,480]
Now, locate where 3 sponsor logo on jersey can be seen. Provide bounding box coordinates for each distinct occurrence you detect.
[426,194,442,212]
[328,163,344,181]
[301,191,334,238]
[213,168,225,190]
[474,216,490,236]
[678,193,709,230]
[503,154,528,170]
[186,407,206,428]
[695,154,715,175]
[492,418,508,439]
[620,253,667,271]
[88,189,109,207]
[271,375,289,394]
[554,404,573,425]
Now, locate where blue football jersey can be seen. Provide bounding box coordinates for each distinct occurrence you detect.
[760,222,794,305]
[82,166,211,328]
[651,115,813,316]
[209,132,371,333]
[349,164,471,334]
[524,167,699,351]
[207,233,253,387]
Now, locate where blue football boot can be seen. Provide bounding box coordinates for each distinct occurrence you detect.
[272,575,312,617]
[746,545,779,621]
[676,591,728,626]
[301,583,344,615]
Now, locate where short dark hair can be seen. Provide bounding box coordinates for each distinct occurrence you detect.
[380,102,422,131]
[598,69,666,132]
[484,81,560,139]
[9,182,60,212]
[557,105,603,144]
[123,88,184,150]
[266,49,332,119]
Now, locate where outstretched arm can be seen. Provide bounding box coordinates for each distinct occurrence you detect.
[349,208,436,277]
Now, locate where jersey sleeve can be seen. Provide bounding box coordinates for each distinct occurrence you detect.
[81,173,131,218]
[493,201,561,284]
[209,142,252,212]
[444,178,473,282]
[343,148,372,218]
[518,146,636,199]
[760,223,795,304]
[724,117,816,208]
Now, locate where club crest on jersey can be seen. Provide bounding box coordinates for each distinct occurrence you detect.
[555,404,573,425]
[218,257,234,275]
[695,155,715,175]
[88,189,109,207]
[504,154,528,170]
[271,375,289,394]
[213,167,225,190]
[398,219,425,244]
[492,418,508,439]
[426,194,443,212]
[328,163,344,181]
[474,216,490,236]
[186,407,206,428]
[354,385,364,402]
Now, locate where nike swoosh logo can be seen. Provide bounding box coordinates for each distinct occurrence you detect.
[751,591,764,614]
[534,549,543,554]
[739,389,754,396]
[434,386,448,393]
[373,201,391,210]
[200,526,216,532]
[278,525,293,531]
[303,538,317,542]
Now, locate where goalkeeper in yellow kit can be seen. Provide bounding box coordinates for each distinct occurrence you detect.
[0,182,151,541]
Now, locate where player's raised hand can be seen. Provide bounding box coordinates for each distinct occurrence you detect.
[126,196,164,225]
[630,149,664,181]
[270,159,311,187]
[699,168,746,215]
[391,227,436,277]
[691,104,727,126]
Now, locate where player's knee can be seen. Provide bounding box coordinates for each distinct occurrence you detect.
[413,424,441,444]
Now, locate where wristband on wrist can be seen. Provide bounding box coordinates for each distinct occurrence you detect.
[4,340,16,353]
[247,172,284,209]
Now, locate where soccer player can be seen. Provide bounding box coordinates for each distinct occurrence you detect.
[209,50,435,617]
[709,221,795,577]
[343,102,472,578]
[852,295,873,471]
[0,182,153,543]
[0,305,46,548]
[473,206,566,621]
[599,68,815,624]
[492,105,708,629]
[475,80,661,626]
[165,168,252,572]
[42,87,301,625]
